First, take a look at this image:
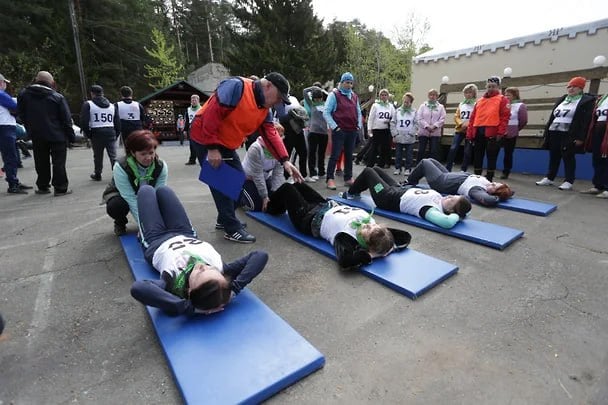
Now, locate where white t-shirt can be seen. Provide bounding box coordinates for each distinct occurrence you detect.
[319,205,375,245]
[457,175,491,196]
[152,235,223,277]
[399,188,443,217]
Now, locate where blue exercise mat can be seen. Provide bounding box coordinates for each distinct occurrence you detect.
[246,211,458,299]
[330,195,523,250]
[120,234,325,405]
[414,183,556,216]
[493,197,557,216]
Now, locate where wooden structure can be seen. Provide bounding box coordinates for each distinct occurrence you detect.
[138,81,208,140]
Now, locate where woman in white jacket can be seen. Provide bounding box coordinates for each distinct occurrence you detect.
[366,89,396,168]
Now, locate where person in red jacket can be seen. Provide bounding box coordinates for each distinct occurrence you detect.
[466,76,511,182]
[189,72,303,244]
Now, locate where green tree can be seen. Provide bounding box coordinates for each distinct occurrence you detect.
[144,27,184,89]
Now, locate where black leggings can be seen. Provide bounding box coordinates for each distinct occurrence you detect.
[366,128,392,167]
[106,195,130,226]
[472,127,499,181]
[348,167,403,212]
[266,182,326,234]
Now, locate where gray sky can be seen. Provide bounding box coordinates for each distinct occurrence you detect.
[311,0,608,54]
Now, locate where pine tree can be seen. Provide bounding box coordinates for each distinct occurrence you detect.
[144,27,184,89]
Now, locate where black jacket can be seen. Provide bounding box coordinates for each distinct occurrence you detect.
[543,93,595,151]
[17,83,75,143]
[80,96,120,140]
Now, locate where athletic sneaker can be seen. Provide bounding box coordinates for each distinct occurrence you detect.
[215,221,247,230]
[535,177,554,186]
[224,229,256,244]
[327,179,337,190]
[287,177,295,184]
[558,181,573,190]
[393,168,402,175]
[596,191,608,198]
[90,173,102,181]
[403,169,411,176]
[304,176,317,183]
[580,187,600,194]
[311,175,319,181]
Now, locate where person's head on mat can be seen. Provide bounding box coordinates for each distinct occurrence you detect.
[358,222,395,258]
[125,130,159,167]
[486,183,514,201]
[441,195,472,218]
[187,262,232,311]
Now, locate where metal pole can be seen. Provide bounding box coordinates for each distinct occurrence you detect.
[68,0,87,101]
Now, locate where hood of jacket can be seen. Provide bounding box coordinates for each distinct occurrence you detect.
[91,95,111,108]
[25,83,55,98]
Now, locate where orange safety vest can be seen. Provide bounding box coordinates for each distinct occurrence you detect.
[195,78,268,150]
[472,95,502,127]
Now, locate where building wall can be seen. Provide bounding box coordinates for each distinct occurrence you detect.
[412,19,608,123]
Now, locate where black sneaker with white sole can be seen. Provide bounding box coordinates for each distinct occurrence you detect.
[215,221,247,230]
[224,229,256,243]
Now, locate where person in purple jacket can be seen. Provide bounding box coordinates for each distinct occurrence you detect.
[500,87,528,179]
[130,185,267,316]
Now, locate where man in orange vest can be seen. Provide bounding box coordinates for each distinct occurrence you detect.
[190,72,303,243]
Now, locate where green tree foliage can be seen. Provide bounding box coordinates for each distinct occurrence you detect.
[144,27,185,89]
[227,0,336,95]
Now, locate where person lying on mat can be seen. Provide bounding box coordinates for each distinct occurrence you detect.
[130,185,268,316]
[405,158,514,206]
[266,182,411,269]
[342,167,471,229]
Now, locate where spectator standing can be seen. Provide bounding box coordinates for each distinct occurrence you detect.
[0,73,32,194]
[445,84,477,172]
[366,88,396,169]
[176,114,185,145]
[184,94,201,165]
[81,85,120,181]
[466,76,510,182]
[501,87,528,179]
[536,76,595,190]
[323,72,362,190]
[393,93,417,176]
[415,89,446,162]
[303,85,328,181]
[582,92,608,198]
[116,86,144,142]
[17,71,75,196]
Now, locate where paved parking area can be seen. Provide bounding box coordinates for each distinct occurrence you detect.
[1,144,607,404]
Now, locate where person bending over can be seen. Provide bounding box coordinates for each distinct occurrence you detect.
[343,167,471,229]
[406,158,513,206]
[130,185,267,316]
[266,182,411,270]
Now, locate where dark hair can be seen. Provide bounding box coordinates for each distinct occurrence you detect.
[505,87,520,100]
[312,89,323,99]
[365,225,395,256]
[120,86,133,97]
[452,196,472,218]
[189,279,231,310]
[492,183,514,201]
[125,130,158,154]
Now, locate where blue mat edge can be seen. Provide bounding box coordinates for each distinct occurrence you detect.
[329,195,524,251]
[119,234,325,404]
[245,211,459,300]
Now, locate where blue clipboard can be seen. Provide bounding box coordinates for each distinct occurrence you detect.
[199,160,246,201]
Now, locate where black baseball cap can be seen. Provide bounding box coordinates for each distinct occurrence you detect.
[265,72,291,105]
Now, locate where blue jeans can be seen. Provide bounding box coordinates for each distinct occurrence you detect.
[417,136,440,162]
[395,143,414,170]
[137,185,197,263]
[326,129,357,181]
[0,125,20,187]
[191,140,246,234]
[445,132,465,171]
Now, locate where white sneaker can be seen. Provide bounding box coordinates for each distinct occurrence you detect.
[535,177,554,186]
[558,181,573,190]
[403,169,411,176]
[287,177,295,184]
[304,176,317,183]
[311,175,319,181]
[580,187,600,194]
[393,169,402,175]
[596,190,608,198]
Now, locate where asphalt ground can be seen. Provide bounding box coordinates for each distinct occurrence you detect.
[1,143,607,404]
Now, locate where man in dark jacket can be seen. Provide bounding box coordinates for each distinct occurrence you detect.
[17,71,75,196]
[80,85,120,181]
